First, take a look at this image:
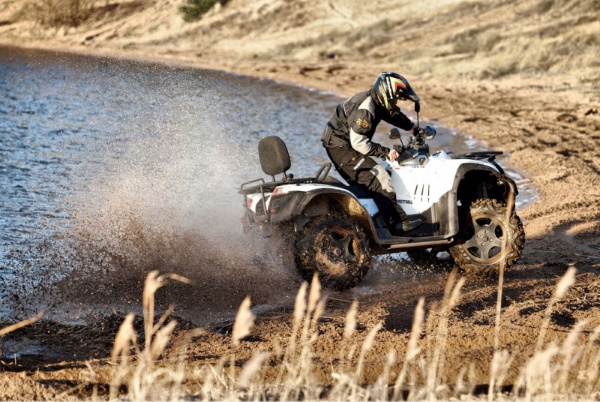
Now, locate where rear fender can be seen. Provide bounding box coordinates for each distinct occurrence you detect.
[268,189,372,229]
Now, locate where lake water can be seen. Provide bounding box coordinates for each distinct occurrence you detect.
[0,46,535,325]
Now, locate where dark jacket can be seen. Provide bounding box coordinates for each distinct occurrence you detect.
[321,88,414,158]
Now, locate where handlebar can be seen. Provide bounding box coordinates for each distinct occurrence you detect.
[413,125,436,139]
[387,125,436,162]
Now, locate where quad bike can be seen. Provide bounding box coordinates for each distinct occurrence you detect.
[239,114,525,290]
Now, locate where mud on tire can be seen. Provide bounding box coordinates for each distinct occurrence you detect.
[450,199,525,276]
[294,215,371,291]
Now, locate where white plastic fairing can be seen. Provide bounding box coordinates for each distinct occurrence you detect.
[387,151,499,214]
[244,150,499,217]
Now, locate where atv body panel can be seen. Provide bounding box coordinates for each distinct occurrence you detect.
[242,151,515,243]
[239,132,524,290]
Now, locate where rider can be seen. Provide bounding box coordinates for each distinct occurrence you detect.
[321,72,423,234]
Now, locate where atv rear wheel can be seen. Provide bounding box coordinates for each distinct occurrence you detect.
[450,199,525,276]
[294,215,371,291]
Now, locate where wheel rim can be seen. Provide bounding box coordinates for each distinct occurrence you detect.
[314,226,362,277]
[463,216,505,263]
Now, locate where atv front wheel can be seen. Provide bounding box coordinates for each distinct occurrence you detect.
[450,199,525,276]
[294,216,371,291]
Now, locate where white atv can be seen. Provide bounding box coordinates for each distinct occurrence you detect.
[239,123,525,290]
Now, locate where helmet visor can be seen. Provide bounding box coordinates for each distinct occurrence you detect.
[396,88,420,103]
[388,75,419,104]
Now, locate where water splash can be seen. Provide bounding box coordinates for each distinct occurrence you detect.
[1,49,333,323]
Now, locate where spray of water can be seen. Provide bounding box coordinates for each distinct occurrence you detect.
[3,59,304,325]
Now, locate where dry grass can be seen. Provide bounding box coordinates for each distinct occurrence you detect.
[109,270,191,400]
[0,311,44,337]
[3,0,597,80]
[97,267,600,400]
[28,0,97,28]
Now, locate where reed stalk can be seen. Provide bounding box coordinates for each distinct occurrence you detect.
[535,266,576,352]
[102,267,600,401]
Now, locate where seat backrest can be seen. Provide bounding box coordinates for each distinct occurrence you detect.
[258,136,291,176]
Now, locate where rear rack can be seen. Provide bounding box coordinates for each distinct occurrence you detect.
[239,178,272,217]
[238,176,321,219]
[239,163,333,220]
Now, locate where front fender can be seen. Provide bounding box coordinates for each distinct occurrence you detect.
[445,165,518,235]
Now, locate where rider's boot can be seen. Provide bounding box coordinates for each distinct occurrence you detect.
[393,218,423,234]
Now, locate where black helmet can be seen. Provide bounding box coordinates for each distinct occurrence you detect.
[373,72,420,114]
